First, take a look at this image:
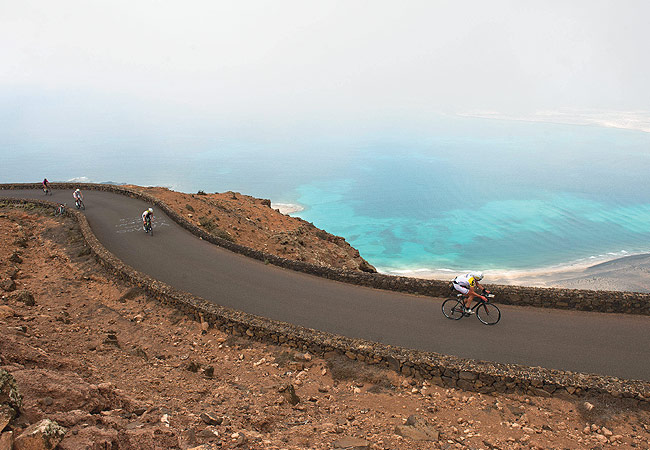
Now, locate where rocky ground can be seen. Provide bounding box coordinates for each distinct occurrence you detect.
[123,186,376,273]
[1,204,650,450]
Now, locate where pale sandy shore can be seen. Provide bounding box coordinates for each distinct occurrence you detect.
[271,202,304,215]
[488,253,650,292]
[382,253,650,293]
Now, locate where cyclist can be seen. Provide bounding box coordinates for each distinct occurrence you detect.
[142,208,154,232]
[452,271,488,314]
[72,189,83,206]
[42,178,50,193]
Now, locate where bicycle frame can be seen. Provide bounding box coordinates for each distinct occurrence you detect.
[443,291,500,324]
[453,292,493,310]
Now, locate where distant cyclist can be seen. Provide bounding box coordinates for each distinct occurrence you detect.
[142,208,154,232]
[452,271,488,314]
[42,178,50,194]
[72,188,83,206]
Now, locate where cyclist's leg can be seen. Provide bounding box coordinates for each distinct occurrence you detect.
[453,284,471,309]
[466,286,483,309]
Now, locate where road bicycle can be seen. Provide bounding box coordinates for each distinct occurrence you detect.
[144,216,153,236]
[442,290,501,325]
[75,198,85,210]
[43,185,51,195]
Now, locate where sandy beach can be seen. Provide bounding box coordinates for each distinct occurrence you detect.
[382,253,650,293]
[487,253,650,292]
[271,202,305,215]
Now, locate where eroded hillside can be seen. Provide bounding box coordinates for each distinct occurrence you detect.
[124,186,376,273]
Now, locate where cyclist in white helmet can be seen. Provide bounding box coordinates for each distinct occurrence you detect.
[142,207,154,231]
[452,271,488,314]
[72,188,83,203]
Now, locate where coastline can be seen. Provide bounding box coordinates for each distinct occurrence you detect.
[271,202,305,215]
[380,251,650,293]
[20,178,650,293]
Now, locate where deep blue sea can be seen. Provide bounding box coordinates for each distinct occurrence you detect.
[3,115,650,276]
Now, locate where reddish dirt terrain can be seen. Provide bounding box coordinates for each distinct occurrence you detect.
[1,205,650,450]
[123,186,376,273]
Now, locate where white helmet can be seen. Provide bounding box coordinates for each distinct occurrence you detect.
[474,271,484,281]
[75,188,80,192]
[148,208,153,213]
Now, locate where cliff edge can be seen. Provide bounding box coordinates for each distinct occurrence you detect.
[124,186,377,274]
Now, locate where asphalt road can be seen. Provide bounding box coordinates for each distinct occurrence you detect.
[3,188,650,381]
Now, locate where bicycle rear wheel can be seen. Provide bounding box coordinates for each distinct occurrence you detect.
[476,303,500,325]
[442,298,464,320]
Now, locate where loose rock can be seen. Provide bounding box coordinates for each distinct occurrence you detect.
[278,384,300,405]
[0,405,13,434]
[103,334,120,348]
[13,419,66,450]
[0,280,16,292]
[394,415,440,441]
[9,290,35,307]
[8,252,22,264]
[0,306,15,320]
[202,366,214,378]
[0,431,13,450]
[332,436,371,449]
[200,412,222,426]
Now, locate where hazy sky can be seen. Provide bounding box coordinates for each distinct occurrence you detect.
[2,0,649,129]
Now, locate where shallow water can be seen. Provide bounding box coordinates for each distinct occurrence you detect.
[3,115,650,275]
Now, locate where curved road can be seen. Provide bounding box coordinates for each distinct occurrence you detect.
[3,188,650,381]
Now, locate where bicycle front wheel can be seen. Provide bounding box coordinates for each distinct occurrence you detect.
[477,303,500,325]
[442,298,464,320]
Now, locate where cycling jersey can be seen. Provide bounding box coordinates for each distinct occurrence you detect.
[453,273,480,289]
[73,191,82,199]
[142,211,153,221]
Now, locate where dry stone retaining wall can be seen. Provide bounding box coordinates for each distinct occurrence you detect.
[2,195,649,407]
[3,183,650,316]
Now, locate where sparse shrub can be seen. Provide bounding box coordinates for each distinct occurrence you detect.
[577,395,631,425]
[315,229,330,240]
[198,216,216,232]
[223,335,250,349]
[214,228,234,242]
[185,204,194,212]
[325,353,395,391]
[198,215,234,241]
[197,190,207,195]
[273,350,296,367]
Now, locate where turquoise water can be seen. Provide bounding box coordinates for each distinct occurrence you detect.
[293,121,650,273]
[2,114,650,274]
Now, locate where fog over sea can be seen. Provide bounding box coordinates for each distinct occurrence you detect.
[3,113,650,279]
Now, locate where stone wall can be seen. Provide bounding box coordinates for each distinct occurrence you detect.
[2,182,650,316]
[2,196,649,407]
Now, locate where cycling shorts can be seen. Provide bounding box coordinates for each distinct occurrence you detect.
[453,282,469,295]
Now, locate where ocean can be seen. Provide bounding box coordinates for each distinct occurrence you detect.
[3,114,650,277]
